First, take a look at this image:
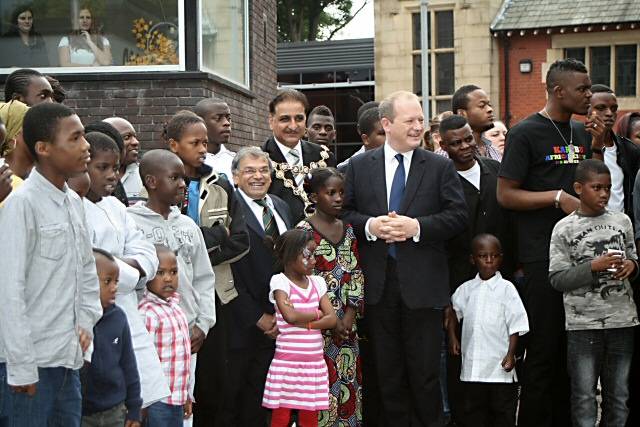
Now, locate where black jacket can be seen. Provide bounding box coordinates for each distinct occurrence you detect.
[610,134,640,226]
[262,137,336,224]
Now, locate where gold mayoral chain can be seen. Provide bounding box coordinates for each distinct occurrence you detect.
[272,145,331,215]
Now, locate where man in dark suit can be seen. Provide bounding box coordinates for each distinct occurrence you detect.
[225,147,292,427]
[343,91,467,426]
[262,88,336,224]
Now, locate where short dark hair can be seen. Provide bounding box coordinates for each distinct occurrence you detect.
[471,233,502,255]
[274,229,314,270]
[358,107,381,136]
[22,103,75,159]
[4,68,45,102]
[545,58,588,93]
[451,85,481,114]
[85,121,124,153]
[617,112,640,140]
[303,167,343,195]
[439,114,468,137]
[45,75,66,103]
[307,105,334,124]
[93,247,116,262]
[268,88,309,115]
[575,158,610,183]
[590,84,614,95]
[164,111,204,141]
[86,132,119,157]
[193,98,228,118]
[154,243,177,257]
[138,149,182,190]
[357,101,379,120]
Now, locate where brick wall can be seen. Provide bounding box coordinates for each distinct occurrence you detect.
[498,34,551,126]
[0,0,277,152]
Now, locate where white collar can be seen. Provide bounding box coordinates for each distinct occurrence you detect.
[473,271,503,290]
[274,137,302,161]
[237,188,273,208]
[383,142,414,164]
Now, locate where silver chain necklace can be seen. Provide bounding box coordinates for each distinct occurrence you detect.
[542,107,576,162]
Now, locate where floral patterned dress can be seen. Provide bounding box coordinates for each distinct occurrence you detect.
[297,220,365,426]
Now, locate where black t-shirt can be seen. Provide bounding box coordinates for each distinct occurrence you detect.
[499,112,591,263]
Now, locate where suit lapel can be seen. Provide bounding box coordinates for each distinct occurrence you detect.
[371,148,388,213]
[263,137,296,182]
[301,140,317,166]
[239,195,265,238]
[400,149,427,214]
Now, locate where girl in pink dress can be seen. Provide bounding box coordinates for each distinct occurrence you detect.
[263,229,337,427]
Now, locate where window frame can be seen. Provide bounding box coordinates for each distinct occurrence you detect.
[197,0,251,89]
[0,1,186,75]
[411,8,455,115]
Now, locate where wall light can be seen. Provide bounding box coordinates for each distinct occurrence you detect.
[519,59,533,73]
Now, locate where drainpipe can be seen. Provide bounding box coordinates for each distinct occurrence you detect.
[504,35,512,127]
[420,0,430,120]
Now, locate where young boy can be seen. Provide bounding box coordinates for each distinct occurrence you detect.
[357,107,386,152]
[0,102,102,425]
[139,244,192,426]
[549,159,638,427]
[82,248,142,427]
[447,234,529,427]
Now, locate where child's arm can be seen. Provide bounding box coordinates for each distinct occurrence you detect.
[190,227,217,352]
[309,294,338,330]
[274,290,318,326]
[183,399,193,420]
[501,333,518,372]
[120,316,142,424]
[548,223,600,291]
[445,305,461,356]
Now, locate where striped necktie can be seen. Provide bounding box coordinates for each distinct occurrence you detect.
[288,148,303,186]
[254,198,279,239]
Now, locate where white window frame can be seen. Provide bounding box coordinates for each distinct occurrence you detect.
[198,0,250,89]
[0,1,185,74]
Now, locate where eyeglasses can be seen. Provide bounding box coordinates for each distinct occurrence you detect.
[240,167,270,176]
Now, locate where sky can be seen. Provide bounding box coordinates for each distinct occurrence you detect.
[331,0,375,40]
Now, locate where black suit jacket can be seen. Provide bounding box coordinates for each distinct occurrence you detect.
[446,157,516,292]
[262,136,337,224]
[229,194,292,349]
[343,146,468,309]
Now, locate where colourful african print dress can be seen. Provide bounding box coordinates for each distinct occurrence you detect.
[297,220,365,427]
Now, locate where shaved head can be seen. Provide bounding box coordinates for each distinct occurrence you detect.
[103,116,135,134]
[194,98,228,117]
[139,149,183,187]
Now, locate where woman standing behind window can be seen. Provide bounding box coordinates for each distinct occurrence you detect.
[58,7,112,66]
[2,5,49,67]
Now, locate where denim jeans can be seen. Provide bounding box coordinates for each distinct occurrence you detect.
[567,327,634,427]
[0,364,81,427]
[145,402,183,427]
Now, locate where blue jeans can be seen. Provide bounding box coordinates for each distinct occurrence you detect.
[0,364,81,427]
[567,327,634,427]
[145,402,183,427]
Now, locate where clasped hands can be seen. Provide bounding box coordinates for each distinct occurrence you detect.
[370,211,419,243]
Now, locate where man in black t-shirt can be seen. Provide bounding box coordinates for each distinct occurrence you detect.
[497,59,605,427]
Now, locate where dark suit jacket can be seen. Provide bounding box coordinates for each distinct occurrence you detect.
[229,194,292,349]
[446,157,517,292]
[262,136,337,224]
[343,146,468,309]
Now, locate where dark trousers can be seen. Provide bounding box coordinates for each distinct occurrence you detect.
[625,286,640,427]
[517,261,570,427]
[446,352,464,425]
[194,297,229,427]
[366,258,444,427]
[458,382,517,427]
[221,344,274,427]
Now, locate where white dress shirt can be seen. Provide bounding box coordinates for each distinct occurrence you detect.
[120,162,144,202]
[457,161,481,190]
[237,188,287,234]
[451,272,529,383]
[204,144,236,183]
[274,137,304,186]
[604,144,624,212]
[365,142,419,242]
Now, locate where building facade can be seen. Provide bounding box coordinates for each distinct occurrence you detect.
[0,0,277,150]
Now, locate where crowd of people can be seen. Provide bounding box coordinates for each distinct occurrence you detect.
[0,57,640,427]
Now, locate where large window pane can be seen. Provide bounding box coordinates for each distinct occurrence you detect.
[411,12,430,51]
[413,54,422,96]
[590,46,611,87]
[201,0,247,85]
[436,52,454,95]
[0,0,180,68]
[564,47,585,65]
[435,11,453,49]
[616,45,637,96]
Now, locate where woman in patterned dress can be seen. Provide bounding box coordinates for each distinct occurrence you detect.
[298,168,365,426]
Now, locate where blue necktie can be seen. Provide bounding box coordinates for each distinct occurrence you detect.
[388,153,405,258]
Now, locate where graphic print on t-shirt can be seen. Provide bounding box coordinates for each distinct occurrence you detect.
[545,145,587,165]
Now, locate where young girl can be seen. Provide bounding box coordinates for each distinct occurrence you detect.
[298,168,365,426]
[263,229,338,427]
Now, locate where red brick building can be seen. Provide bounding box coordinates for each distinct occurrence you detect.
[0,0,277,150]
[491,0,640,126]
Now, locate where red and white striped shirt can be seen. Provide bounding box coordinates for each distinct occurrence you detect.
[139,291,191,406]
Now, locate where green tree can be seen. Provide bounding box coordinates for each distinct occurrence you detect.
[277,0,368,42]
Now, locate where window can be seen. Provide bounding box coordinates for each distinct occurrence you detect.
[0,0,182,72]
[200,0,249,86]
[564,43,639,97]
[411,10,455,117]
[615,45,637,97]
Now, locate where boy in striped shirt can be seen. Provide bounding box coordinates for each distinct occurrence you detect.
[139,245,192,426]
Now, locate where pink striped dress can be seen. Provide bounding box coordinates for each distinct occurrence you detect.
[262,273,329,411]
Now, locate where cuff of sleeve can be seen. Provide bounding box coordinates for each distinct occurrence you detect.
[364,218,377,241]
[195,318,213,337]
[126,406,142,422]
[412,220,421,242]
[7,363,38,387]
[116,258,141,289]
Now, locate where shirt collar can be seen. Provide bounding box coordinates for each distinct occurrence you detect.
[30,168,69,206]
[237,188,273,208]
[383,142,414,164]
[274,137,302,160]
[474,271,503,290]
[144,289,180,306]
